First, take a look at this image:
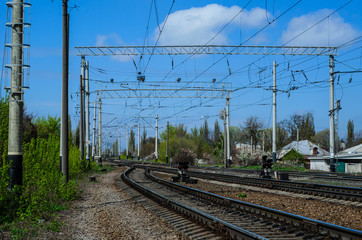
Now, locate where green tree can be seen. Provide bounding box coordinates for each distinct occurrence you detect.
[73,122,80,147]
[0,98,9,166]
[201,119,210,144]
[213,119,221,145]
[158,124,193,162]
[346,119,354,148]
[141,126,147,146]
[300,113,315,140]
[129,129,135,153]
[312,129,329,151]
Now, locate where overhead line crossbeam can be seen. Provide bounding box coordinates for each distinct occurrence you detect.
[75,45,338,56]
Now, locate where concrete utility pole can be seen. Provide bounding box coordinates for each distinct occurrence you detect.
[126,129,129,159]
[119,133,121,159]
[79,74,84,160]
[329,55,336,172]
[166,121,169,163]
[61,0,69,182]
[335,100,341,153]
[98,98,102,165]
[137,122,140,160]
[85,61,90,165]
[272,61,277,163]
[221,109,227,168]
[155,115,159,161]
[250,136,253,154]
[297,128,299,152]
[262,131,265,154]
[226,98,231,167]
[92,100,97,160]
[8,0,26,188]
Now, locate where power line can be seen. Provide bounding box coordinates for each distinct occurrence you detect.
[143,0,176,74]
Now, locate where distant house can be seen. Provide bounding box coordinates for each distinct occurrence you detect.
[277,140,329,169]
[235,143,262,154]
[335,144,362,173]
[309,144,362,173]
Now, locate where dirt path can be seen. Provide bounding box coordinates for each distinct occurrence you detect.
[54,168,180,240]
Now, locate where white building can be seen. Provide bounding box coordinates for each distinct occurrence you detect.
[309,143,362,173]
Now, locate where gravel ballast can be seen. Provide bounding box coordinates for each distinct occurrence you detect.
[153,172,362,231]
[55,168,181,240]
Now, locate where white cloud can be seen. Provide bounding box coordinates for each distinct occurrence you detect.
[95,33,130,62]
[96,33,123,46]
[155,4,270,45]
[281,9,359,46]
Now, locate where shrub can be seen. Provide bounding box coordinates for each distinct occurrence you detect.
[282,149,305,165]
[0,108,84,231]
[173,148,197,166]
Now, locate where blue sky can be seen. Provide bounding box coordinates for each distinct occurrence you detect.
[0,0,361,150]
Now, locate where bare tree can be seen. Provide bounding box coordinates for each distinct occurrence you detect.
[244,116,263,151]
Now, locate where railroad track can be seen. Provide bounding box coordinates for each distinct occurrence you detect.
[111,159,362,183]
[122,166,362,240]
[134,165,362,203]
[284,171,362,182]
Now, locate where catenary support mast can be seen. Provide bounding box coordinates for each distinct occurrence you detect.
[155,115,158,161]
[226,98,231,167]
[92,100,97,160]
[98,98,102,165]
[8,0,26,188]
[329,55,336,172]
[137,122,140,160]
[85,61,90,165]
[272,61,277,162]
[61,0,69,182]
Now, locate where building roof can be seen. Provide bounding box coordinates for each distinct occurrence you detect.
[277,140,329,159]
[339,143,362,154]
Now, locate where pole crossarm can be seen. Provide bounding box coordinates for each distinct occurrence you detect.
[94,81,232,99]
[75,45,338,56]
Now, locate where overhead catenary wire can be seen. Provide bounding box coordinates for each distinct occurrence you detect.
[96,0,358,139]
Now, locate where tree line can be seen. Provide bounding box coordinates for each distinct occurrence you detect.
[124,112,362,163]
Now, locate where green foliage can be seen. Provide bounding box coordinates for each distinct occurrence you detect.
[129,129,135,153]
[300,113,315,140]
[273,162,306,171]
[0,107,86,236]
[347,119,355,148]
[233,165,261,170]
[312,129,329,151]
[282,149,305,164]
[237,193,247,198]
[0,98,9,166]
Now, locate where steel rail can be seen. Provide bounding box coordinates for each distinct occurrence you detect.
[143,167,362,240]
[139,165,362,202]
[122,166,267,240]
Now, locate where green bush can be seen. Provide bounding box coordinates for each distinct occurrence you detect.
[282,149,305,165]
[0,98,86,235]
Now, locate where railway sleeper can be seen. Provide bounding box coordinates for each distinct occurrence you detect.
[127,167,362,240]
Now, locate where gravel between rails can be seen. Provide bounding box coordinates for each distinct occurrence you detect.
[52,167,182,240]
[153,172,362,231]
